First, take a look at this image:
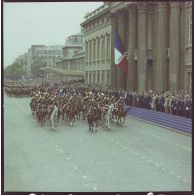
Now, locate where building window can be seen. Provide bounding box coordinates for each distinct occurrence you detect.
[189,14,192,46]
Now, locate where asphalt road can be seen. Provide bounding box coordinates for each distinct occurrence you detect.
[4,96,192,192]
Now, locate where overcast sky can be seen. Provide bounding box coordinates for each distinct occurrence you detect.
[3,2,103,68]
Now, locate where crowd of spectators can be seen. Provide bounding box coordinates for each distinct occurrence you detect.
[124,90,192,119]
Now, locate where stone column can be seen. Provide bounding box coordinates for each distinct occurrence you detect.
[95,70,97,84]
[117,10,126,90]
[87,71,89,84]
[100,35,103,67]
[137,2,147,92]
[104,34,107,64]
[102,36,105,63]
[156,2,169,91]
[152,3,158,91]
[169,2,181,90]
[94,38,97,69]
[127,4,137,91]
[104,70,108,85]
[101,70,105,85]
[99,70,102,85]
[87,40,90,68]
[85,41,88,69]
[110,14,117,89]
[91,39,94,68]
[96,37,99,67]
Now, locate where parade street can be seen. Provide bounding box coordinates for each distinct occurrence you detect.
[4,96,192,192]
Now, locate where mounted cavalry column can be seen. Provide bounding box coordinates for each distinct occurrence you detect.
[137,2,147,92]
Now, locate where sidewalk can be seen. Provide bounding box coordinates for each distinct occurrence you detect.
[126,106,192,134]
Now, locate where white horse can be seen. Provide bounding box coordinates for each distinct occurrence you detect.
[50,105,58,131]
[105,103,114,129]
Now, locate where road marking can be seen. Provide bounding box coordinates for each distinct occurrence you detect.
[92,186,98,191]
[131,125,191,151]
[97,130,191,184]
[154,163,160,168]
[73,166,78,170]
[123,146,129,150]
[147,159,152,163]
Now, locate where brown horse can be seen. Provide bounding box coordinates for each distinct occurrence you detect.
[86,108,96,131]
[66,103,77,126]
[112,106,127,125]
[116,109,127,124]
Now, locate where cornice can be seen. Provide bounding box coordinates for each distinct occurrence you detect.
[128,4,137,16]
[137,2,148,12]
[169,2,181,7]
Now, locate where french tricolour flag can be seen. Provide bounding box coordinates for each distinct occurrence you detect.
[114,28,128,74]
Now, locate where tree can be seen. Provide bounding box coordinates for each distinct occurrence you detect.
[4,63,25,80]
[31,57,47,78]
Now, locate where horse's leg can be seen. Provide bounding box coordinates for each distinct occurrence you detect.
[83,111,85,120]
[122,116,125,124]
[41,115,43,126]
[117,116,119,124]
[119,116,121,124]
[57,112,60,123]
[88,121,91,131]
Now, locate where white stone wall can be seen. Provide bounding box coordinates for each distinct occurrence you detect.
[82,7,111,86]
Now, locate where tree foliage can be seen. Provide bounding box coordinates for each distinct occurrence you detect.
[31,57,47,78]
[4,63,25,80]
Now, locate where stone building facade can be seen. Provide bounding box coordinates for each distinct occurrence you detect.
[110,1,192,91]
[82,2,192,91]
[81,3,112,86]
[56,32,85,81]
[33,45,63,68]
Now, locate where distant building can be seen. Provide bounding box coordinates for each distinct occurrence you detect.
[55,32,85,81]
[27,45,45,78]
[34,45,63,68]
